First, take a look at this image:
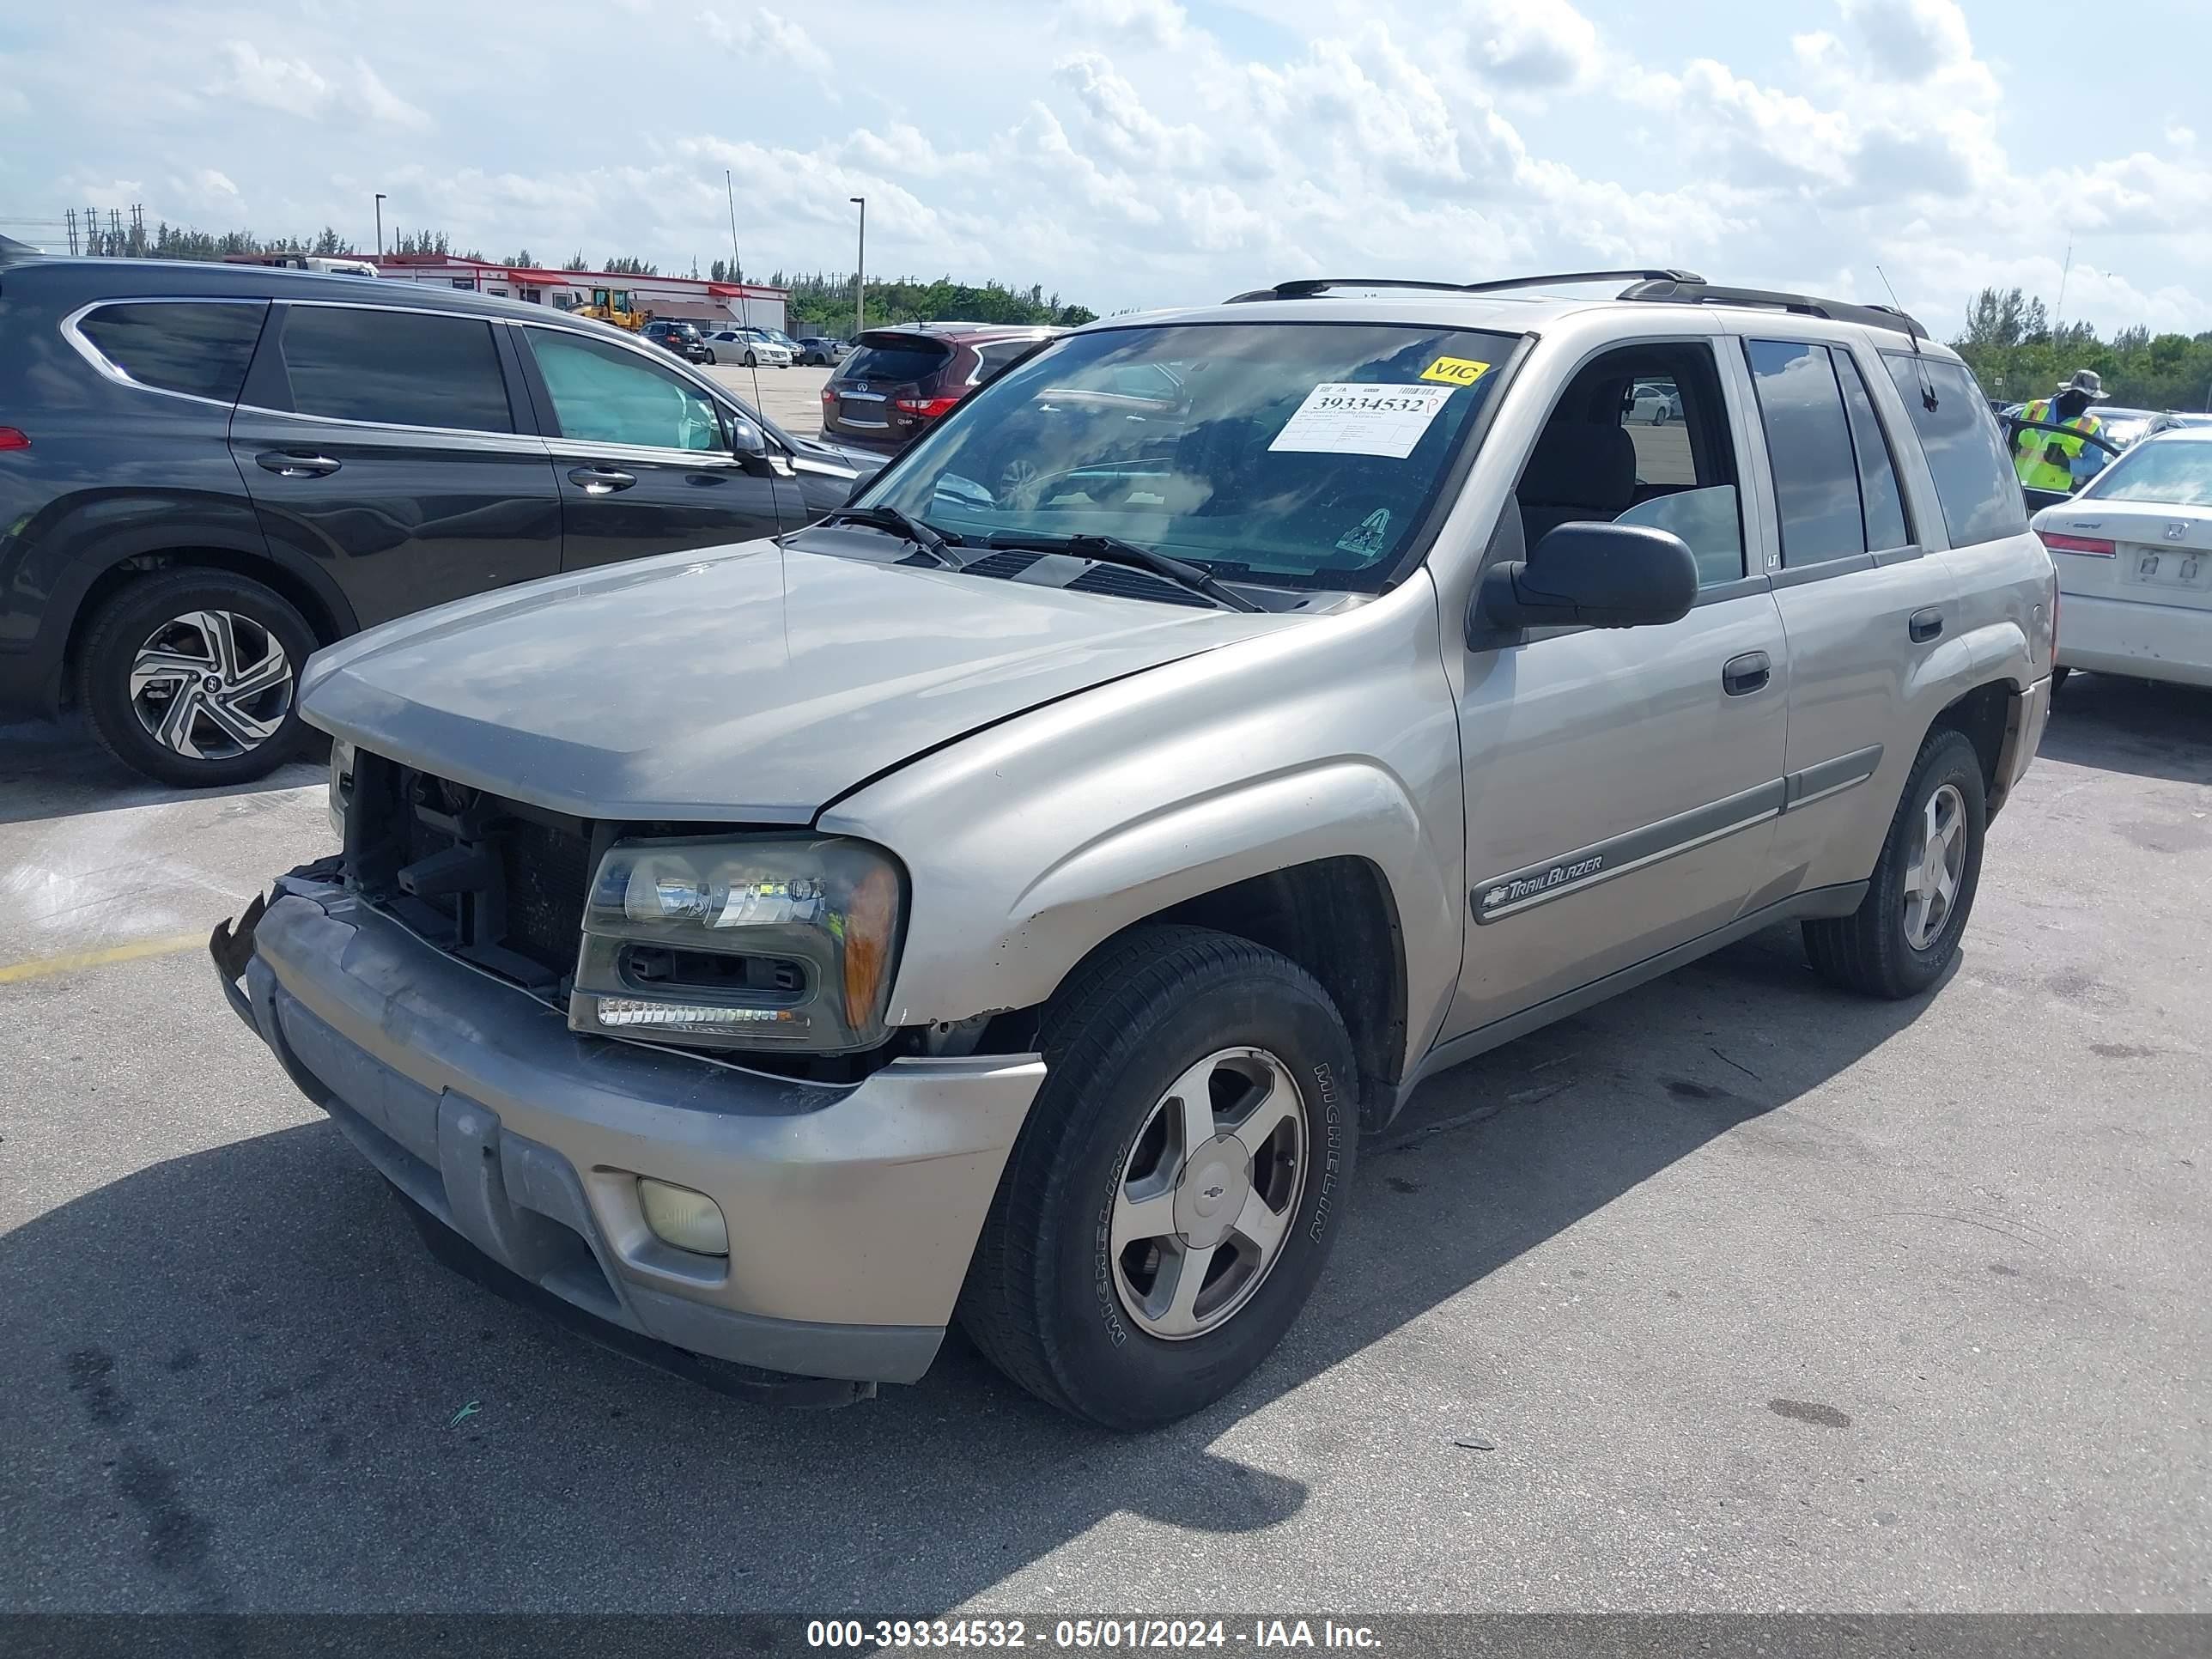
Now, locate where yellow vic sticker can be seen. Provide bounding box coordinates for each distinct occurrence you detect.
[1421,356,1491,388]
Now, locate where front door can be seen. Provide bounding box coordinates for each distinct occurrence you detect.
[229,301,562,628]
[515,325,793,570]
[1445,337,1790,1042]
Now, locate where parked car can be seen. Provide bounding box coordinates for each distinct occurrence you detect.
[2146,410,2212,437]
[0,249,880,785]
[704,326,793,368]
[2031,427,2212,690]
[1626,380,1679,423]
[641,319,713,364]
[214,270,2054,1427]
[762,326,806,360]
[2088,405,2159,451]
[796,336,847,366]
[820,323,1061,453]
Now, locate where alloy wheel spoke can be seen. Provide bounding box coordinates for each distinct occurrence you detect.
[154,687,206,757]
[1226,1083,1299,1161]
[1162,1055,1220,1160]
[1232,1188,1289,1262]
[1111,1185,1179,1254]
[198,692,279,750]
[1154,1242,1217,1337]
[129,647,214,696]
[224,641,292,700]
[191,611,243,681]
[1933,860,1959,907]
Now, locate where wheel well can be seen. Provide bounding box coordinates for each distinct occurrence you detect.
[1926,681,2008,798]
[61,550,347,707]
[1141,857,1410,1130]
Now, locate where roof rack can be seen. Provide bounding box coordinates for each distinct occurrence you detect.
[1619,276,1928,341]
[1224,270,1704,303]
[1220,268,1929,341]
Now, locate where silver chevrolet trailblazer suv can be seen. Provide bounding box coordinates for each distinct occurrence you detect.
[216,270,2056,1428]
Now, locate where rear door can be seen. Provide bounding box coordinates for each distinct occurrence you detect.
[1734,331,1959,891]
[514,323,793,569]
[228,301,562,626]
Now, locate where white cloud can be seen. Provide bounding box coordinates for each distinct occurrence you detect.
[1064,0,1190,50]
[1460,0,1601,90]
[699,5,831,74]
[217,41,429,129]
[352,60,432,130]
[221,42,331,118]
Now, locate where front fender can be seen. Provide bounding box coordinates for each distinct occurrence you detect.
[821,576,1468,1078]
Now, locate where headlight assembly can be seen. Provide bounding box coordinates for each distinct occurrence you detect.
[568,836,906,1054]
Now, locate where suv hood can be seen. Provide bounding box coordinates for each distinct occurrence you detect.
[300,540,1294,822]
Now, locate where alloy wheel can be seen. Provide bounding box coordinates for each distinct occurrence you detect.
[1109,1047,1307,1341]
[127,610,294,761]
[1902,781,1966,950]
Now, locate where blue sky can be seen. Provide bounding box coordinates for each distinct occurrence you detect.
[3,0,2207,337]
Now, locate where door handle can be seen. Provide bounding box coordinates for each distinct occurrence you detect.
[568,466,637,495]
[1909,607,1944,643]
[255,450,341,478]
[1722,650,1771,696]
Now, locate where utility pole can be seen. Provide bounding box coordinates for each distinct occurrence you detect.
[64,209,77,256]
[849,196,866,338]
[374,193,386,258]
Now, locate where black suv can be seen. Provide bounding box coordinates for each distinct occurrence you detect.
[0,252,878,786]
[820,323,1059,453]
[641,319,713,364]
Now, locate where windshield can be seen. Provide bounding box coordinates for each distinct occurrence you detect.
[2078,438,2212,507]
[854,321,1516,589]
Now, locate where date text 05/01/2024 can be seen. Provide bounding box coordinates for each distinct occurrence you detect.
[805,1618,1382,1650]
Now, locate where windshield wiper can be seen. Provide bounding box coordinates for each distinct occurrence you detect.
[817,505,969,568]
[985,532,1261,613]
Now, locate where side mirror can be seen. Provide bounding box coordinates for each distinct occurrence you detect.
[728,414,774,477]
[1475,521,1698,633]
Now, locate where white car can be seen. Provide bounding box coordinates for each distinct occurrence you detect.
[704,327,793,368]
[2032,428,2212,690]
[1626,380,1678,424]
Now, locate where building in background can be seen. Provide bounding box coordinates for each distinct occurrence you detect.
[361,254,788,331]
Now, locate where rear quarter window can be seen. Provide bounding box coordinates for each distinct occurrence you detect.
[76,301,268,403]
[1881,353,2027,546]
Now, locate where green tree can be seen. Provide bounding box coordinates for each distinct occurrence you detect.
[562,250,590,270]
[502,248,537,269]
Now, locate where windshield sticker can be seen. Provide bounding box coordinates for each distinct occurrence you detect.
[1420,356,1492,388]
[1336,508,1392,557]
[1269,383,1454,459]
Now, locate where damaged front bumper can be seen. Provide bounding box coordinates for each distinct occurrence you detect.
[212,863,1044,1396]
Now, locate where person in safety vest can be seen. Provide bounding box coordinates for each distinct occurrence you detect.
[2013,368,2111,492]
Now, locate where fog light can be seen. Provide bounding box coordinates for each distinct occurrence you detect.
[637,1178,728,1257]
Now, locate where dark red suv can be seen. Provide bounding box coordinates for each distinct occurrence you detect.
[819,323,1059,453]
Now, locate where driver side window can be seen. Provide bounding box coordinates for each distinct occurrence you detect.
[1516,342,1746,587]
[525,328,726,452]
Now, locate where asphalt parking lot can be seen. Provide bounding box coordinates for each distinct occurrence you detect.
[706,360,836,439]
[0,674,2206,1614]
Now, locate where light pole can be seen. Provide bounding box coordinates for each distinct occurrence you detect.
[374,192,386,258]
[849,196,866,339]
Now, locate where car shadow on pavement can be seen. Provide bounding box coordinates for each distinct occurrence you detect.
[0,718,325,828]
[0,925,1937,1613]
[2038,674,2212,787]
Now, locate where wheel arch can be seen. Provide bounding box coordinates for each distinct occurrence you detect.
[63,544,356,709]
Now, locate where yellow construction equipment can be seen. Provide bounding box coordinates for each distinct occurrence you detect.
[570,286,651,331]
